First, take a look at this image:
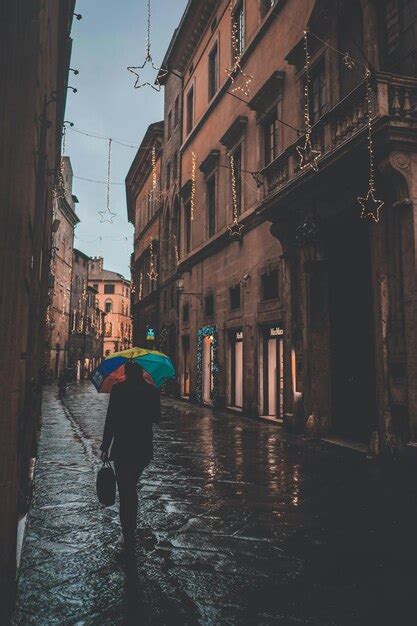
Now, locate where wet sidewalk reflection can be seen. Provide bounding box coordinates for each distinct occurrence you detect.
[14,383,417,625]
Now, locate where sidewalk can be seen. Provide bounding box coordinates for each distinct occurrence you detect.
[13,383,417,625]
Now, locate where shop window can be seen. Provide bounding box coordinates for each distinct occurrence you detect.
[104,283,115,294]
[309,59,327,125]
[183,302,189,323]
[206,174,217,238]
[186,86,194,135]
[230,284,241,310]
[204,293,214,317]
[261,268,279,301]
[208,42,218,101]
[382,0,417,76]
[105,300,113,313]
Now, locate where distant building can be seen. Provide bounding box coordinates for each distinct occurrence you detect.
[46,156,79,379]
[88,257,132,355]
[68,249,106,379]
[126,123,163,352]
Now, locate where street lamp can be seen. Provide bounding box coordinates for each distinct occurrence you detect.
[295,215,323,269]
[176,277,203,302]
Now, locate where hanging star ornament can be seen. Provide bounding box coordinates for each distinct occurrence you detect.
[225,61,253,98]
[358,188,384,223]
[98,208,117,224]
[296,136,321,172]
[228,221,243,241]
[127,56,168,92]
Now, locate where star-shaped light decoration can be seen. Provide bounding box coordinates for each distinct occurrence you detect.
[225,61,253,98]
[296,136,321,172]
[228,221,243,242]
[357,188,384,223]
[127,56,168,92]
[98,208,117,224]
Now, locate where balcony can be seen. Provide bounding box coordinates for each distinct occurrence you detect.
[262,73,417,196]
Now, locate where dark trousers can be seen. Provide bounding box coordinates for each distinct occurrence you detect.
[114,459,146,540]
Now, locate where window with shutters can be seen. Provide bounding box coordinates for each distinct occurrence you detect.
[208,42,218,101]
[204,293,214,317]
[309,59,327,125]
[230,284,241,310]
[382,0,417,76]
[261,268,279,301]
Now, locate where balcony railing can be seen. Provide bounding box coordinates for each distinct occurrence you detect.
[262,73,417,195]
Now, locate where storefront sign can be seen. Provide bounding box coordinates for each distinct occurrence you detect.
[146,327,155,341]
[270,326,284,337]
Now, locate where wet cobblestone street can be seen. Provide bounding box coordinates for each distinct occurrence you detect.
[14,383,417,625]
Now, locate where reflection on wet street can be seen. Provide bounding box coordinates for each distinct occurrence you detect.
[14,383,417,624]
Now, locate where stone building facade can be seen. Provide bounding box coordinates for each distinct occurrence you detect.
[129,0,417,455]
[88,257,132,355]
[68,250,105,379]
[126,123,163,350]
[0,0,75,616]
[46,157,79,379]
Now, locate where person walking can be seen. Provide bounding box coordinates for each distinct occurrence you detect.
[57,370,67,397]
[100,361,161,549]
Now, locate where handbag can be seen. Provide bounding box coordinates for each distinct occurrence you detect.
[96,460,116,506]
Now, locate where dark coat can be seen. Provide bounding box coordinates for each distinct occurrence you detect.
[100,379,161,464]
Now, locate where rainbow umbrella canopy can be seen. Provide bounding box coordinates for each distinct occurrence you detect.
[91,347,176,393]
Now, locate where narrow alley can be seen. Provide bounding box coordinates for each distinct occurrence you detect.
[14,383,417,625]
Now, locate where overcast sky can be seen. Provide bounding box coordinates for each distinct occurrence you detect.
[66,0,188,277]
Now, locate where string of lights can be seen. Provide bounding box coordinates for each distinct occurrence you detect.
[296,31,322,172]
[228,154,243,241]
[190,151,197,220]
[98,139,117,223]
[151,146,158,196]
[225,1,253,97]
[147,238,158,281]
[357,70,384,223]
[127,0,167,91]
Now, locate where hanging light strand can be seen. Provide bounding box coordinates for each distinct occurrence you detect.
[230,155,238,224]
[296,30,321,172]
[225,1,253,97]
[191,151,196,220]
[98,139,116,223]
[228,154,243,241]
[357,70,384,223]
[147,238,158,281]
[127,0,168,90]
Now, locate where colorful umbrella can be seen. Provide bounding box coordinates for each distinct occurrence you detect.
[90,347,176,393]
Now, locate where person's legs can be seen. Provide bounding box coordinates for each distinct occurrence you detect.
[114,460,146,544]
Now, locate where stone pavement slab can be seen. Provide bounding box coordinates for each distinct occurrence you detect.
[13,383,417,625]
